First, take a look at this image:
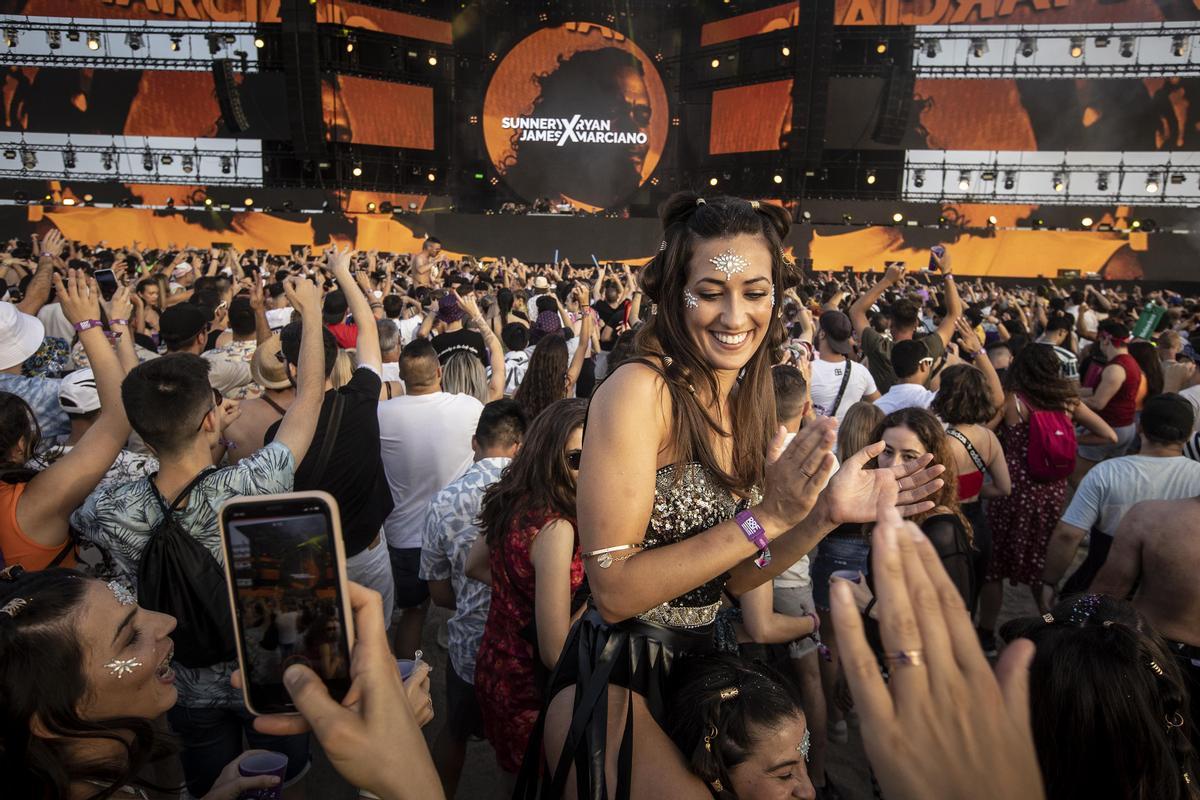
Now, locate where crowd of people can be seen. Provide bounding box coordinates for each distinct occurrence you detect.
[0,193,1199,800]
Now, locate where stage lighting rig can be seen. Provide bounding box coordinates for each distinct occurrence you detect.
[958,172,970,191]
[126,32,143,51]
[1069,37,1084,58]
[969,38,988,58]
[1019,37,1036,57]
[142,151,153,171]
[63,147,75,169]
[87,32,101,51]
[20,150,35,169]
[1146,173,1159,193]
[1119,36,1134,57]
[47,30,60,49]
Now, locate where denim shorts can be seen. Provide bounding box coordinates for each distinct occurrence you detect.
[810,533,871,611]
[1077,423,1137,462]
[166,705,310,797]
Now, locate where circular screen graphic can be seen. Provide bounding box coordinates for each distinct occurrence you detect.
[483,22,669,210]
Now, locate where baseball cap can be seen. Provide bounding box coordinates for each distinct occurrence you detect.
[171,262,194,279]
[159,303,212,346]
[58,368,101,415]
[0,302,45,371]
[250,336,291,390]
[322,290,348,324]
[436,294,464,324]
[818,310,853,355]
[1141,393,1196,444]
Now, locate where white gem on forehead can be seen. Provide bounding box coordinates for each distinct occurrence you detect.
[798,729,811,759]
[710,249,748,281]
[105,658,143,679]
[107,581,135,606]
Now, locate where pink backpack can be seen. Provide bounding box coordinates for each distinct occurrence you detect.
[1018,394,1076,482]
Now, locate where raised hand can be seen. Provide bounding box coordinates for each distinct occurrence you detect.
[954,316,983,355]
[105,283,134,323]
[52,269,101,325]
[757,416,839,534]
[452,289,482,321]
[830,494,1044,800]
[283,276,321,318]
[324,244,353,275]
[818,442,945,525]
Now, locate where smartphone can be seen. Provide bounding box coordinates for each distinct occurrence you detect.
[928,245,946,272]
[94,268,118,301]
[219,491,355,715]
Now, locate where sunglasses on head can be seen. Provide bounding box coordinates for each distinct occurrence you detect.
[919,357,934,367]
[566,449,582,470]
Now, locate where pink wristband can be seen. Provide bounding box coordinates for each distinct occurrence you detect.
[735,509,772,569]
[73,319,102,332]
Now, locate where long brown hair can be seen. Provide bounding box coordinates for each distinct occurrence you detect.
[480,397,588,548]
[869,407,971,541]
[631,193,800,494]
[1005,343,1078,412]
[514,334,569,421]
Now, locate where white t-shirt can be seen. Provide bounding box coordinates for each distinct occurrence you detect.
[395,316,422,346]
[810,358,878,422]
[1061,455,1200,536]
[378,391,483,549]
[1179,384,1200,433]
[265,307,293,331]
[773,433,838,589]
[874,382,936,416]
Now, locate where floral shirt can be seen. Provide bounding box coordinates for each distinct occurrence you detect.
[22,336,70,377]
[418,457,509,683]
[28,447,159,492]
[70,442,295,708]
[202,339,261,399]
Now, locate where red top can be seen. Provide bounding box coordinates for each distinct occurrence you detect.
[957,470,984,502]
[325,321,358,350]
[1096,353,1141,428]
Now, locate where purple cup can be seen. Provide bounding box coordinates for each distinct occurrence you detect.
[238,751,287,800]
[830,569,863,584]
[397,659,417,680]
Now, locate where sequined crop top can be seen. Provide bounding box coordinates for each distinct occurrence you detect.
[636,462,761,630]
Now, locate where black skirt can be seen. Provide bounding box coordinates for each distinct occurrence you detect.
[515,604,715,800]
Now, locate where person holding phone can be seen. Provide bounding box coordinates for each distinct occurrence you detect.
[70,277,328,798]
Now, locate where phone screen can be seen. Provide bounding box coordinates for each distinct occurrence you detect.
[94,268,118,301]
[221,495,353,714]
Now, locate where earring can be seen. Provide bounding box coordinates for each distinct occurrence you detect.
[683,288,699,310]
[704,724,717,753]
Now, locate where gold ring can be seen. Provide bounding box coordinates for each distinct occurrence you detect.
[883,649,925,668]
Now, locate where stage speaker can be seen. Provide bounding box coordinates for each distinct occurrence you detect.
[871,66,915,146]
[212,59,250,134]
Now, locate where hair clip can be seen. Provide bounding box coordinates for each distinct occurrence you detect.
[711,778,724,793]
[1150,660,1165,676]
[106,581,136,607]
[0,565,25,582]
[704,724,717,753]
[683,287,699,310]
[1042,613,1055,624]
[719,686,739,701]
[0,597,28,618]
[1184,771,1192,785]
[750,200,760,210]
[696,198,706,206]
[659,240,667,252]
[1167,711,1185,731]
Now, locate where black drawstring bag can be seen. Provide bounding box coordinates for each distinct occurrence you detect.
[136,468,237,669]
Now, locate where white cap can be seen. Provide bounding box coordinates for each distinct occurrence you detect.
[58,368,101,415]
[172,262,194,278]
[0,302,45,371]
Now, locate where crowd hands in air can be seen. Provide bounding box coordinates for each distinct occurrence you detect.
[0,194,1197,800]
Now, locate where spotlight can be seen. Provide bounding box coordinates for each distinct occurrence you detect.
[366,202,377,212]
[352,164,363,177]
[380,201,393,214]
[987,215,998,226]
[1032,217,1045,228]
[866,170,876,185]
[2,149,13,160]
[1097,172,1109,191]
[1146,173,1159,193]
[345,35,355,53]
[1019,37,1036,58]
[244,197,254,207]
[1094,35,1110,48]
[842,213,853,224]
[20,150,36,170]
[969,38,988,58]
[182,154,194,173]
[126,32,143,51]
[170,35,182,51]
[1081,216,1094,227]
[710,58,720,68]
[4,28,17,48]
[207,34,220,55]
[426,171,436,182]
[938,216,947,227]
[1003,172,1015,190]
[1119,35,1134,58]
[204,197,214,207]
[1053,173,1065,192]
[142,151,154,171]
[62,197,75,206]
[709,176,719,186]
[220,155,232,174]
[958,172,971,191]
[87,32,100,50]
[892,212,903,223]
[1172,35,1187,57]
[160,154,173,166]
[913,169,925,188]
[1130,219,1141,229]
[223,34,235,44]
[875,41,887,55]
[801,210,812,221]
[1069,37,1084,58]
[254,36,265,49]
[427,54,437,66]
[63,148,76,169]
[47,30,60,49]
[924,39,940,58]
[102,150,114,170]
[82,193,93,205]
[66,30,79,42]
[781,46,790,57]
[773,174,783,185]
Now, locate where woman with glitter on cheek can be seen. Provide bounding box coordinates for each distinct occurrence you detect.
[0,568,283,800]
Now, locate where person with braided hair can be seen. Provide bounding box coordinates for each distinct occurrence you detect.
[518,194,946,798]
[1000,594,1200,800]
[665,654,816,799]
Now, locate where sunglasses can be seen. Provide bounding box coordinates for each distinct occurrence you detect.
[566,449,582,470]
[918,357,934,367]
[197,388,224,431]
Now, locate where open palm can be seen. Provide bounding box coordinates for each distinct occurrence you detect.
[823,443,945,524]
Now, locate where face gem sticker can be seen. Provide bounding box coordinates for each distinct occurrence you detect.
[683,287,699,309]
[105,658,143,679]
[710,249,748,281]
[107,581,136,606]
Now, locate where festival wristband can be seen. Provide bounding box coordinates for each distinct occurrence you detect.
[734,509,772,569]
[109,318,130,327]
[73,319,103,332]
